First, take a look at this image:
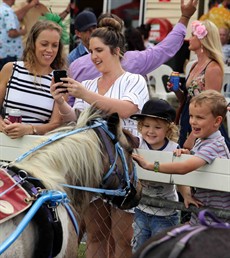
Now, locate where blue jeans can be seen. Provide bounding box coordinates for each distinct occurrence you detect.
[132,208,180,253]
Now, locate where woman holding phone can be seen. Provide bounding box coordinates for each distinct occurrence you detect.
[0,20,65,138]
[51,16,149,258]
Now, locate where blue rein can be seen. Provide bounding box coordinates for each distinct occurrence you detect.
[14,119,134,197]
[0,190,72,255]
[0,119,137,254]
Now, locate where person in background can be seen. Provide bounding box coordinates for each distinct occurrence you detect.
[68,10,97,66]
[51,16,149,258]
[0,20,65,138]
[170,20,226,150]
[14,0,71,47]
[124,27,146,51]
[199,0,230,29]
[133,90,230,225]
[0,0,27,70]
[219,27,230,64]
[130,98,201,252]
[69,0,198,83]
[136,23,154,49]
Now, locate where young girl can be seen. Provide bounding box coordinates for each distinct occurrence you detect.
[133,90,230,226]
[130,98,197,252]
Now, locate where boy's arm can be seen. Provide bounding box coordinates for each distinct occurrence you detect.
[132,154,206,174]
[177,185,203,208]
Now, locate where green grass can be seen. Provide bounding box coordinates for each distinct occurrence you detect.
[77,242,86,258]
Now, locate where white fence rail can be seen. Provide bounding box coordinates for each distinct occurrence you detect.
[1,133,230,192]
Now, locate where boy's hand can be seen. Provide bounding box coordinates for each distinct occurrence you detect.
[183,194,203,209]
[173,148,190,156]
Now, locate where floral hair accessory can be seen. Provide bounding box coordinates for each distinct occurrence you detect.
[191,20,208,39]
[39,12,69,45]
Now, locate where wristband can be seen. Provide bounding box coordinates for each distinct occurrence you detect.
[182,15,190,19]
[153,161,160,172]
[30,124,38,135]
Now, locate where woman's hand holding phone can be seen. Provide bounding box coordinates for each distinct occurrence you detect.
[53,70,68,93]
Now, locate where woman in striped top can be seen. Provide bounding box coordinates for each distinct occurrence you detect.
[0,20,65,138]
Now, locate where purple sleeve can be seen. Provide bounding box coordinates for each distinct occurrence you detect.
[121,23,186,75]
[69,23,186,81]
[69,55,101,82]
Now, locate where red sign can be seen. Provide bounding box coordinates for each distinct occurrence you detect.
[159,0,171,2]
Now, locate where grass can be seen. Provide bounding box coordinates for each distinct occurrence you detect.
[77,242,86,258]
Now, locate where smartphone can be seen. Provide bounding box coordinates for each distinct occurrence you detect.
[53,70,68,93]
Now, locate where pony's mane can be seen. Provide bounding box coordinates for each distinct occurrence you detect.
[11,107,107,206]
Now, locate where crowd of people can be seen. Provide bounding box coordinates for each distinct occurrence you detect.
[1,0,230,257]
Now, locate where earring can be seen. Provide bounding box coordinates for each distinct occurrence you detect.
[201,45,203,53]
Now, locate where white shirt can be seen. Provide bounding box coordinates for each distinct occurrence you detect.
[73,72,149,136]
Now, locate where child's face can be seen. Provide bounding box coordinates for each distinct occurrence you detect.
[189,102,222,139]
[140,117,169,149]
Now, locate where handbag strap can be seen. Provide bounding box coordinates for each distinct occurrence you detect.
[4,61,16,109]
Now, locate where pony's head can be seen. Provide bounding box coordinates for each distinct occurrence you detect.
[11,107,142,212]
[93,111,142,210]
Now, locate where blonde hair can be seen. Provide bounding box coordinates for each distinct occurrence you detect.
[190,89,227,118]
[137,118,179,143]
[200,20,225,73]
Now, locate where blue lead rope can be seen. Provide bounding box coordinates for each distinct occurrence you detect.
[14,121,104,163]
[60,183,127,196]
[0,191,68,255]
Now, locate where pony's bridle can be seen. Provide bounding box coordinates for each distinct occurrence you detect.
[0,119,138,253]
[13,119,138,206]
[95,124,138,208]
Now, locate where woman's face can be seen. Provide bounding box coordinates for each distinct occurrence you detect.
[35,29,60,68]
[89,37,118,73]
[189,34,202,52]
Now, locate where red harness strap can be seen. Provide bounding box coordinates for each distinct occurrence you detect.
[0,168,32,223]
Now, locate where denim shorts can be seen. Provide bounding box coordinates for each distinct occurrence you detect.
[132,208,180,253]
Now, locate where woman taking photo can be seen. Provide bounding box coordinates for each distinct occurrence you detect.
[51,16,149,258]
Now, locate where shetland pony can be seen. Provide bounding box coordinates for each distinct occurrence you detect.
[0,107,142,258]
[132,210,230,258]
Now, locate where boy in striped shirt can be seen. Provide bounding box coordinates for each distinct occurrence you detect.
[133,90,230,225]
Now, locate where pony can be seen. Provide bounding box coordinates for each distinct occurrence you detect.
[0,107,142,258]
[132,210,230,258]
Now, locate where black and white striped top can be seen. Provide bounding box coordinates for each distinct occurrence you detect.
[3,61,54,124]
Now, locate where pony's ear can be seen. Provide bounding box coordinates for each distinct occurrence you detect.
[107,112,120,137]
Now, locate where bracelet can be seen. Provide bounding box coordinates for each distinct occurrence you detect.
[153,161,160,172]
[181,15,190,19]
[29,124,38,135]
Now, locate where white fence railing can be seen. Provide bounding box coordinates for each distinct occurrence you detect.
[1,133,230,192]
